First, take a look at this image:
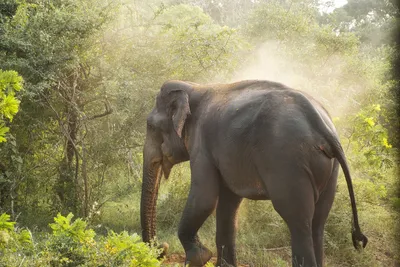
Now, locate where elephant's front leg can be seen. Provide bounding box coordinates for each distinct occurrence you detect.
[216,184,242,267]
[178,155,220,266]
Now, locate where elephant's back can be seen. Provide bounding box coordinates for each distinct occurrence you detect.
[214,89,310,140]
[209,88,328,158]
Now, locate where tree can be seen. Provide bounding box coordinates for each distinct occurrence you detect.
[319,0,398,46]
[0,0,116,219]
[0,0,246,225]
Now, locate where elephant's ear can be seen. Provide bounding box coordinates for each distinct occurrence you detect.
[169,91,191,138]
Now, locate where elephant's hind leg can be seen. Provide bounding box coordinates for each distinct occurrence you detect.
[216,184,243,267]
[266,167,318,267]
[312,160,339,267]
[178,155,220,266]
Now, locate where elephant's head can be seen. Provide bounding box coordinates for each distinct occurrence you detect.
[140,81,192,245]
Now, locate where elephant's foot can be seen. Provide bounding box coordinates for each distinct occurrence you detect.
[217,260,235,267]
[184,244,212,266]
[217,259,236,267]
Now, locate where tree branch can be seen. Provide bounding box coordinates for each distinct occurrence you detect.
[87,99,113,120]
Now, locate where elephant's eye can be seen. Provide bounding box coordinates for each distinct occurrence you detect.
[146,116,155,128]
[147,121,155,131]
[147,113,166,132]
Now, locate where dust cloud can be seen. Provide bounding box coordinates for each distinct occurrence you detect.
[231,41,307,88]
[228,40,361,118]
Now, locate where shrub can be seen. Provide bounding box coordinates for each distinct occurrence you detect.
[0,213,161,267]
[0,213,33,266]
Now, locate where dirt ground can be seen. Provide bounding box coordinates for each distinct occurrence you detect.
[161,253,251,266]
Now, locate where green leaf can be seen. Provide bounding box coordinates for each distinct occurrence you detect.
[0,125,10,143]
[0,214,16,231]
[0,94,20,121]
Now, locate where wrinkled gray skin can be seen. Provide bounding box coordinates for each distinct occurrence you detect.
[140,80,367,267]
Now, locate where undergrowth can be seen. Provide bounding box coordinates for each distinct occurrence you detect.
[0,213,161,267]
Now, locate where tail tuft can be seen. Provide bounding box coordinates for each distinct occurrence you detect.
[352,229,368,250]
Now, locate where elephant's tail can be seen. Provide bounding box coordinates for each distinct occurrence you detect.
[328,138,368,250]
[291,90,368,250]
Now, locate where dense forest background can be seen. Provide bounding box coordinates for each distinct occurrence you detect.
[0,0,398,266]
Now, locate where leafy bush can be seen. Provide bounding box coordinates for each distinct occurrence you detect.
[101,231,160,267]
[0,213,32,249]
[0,213,32,266]
[0,213,161,267]
[45,213,96,266]
[338,104,395,176]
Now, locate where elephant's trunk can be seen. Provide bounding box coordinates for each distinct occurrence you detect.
[140,141,163,243]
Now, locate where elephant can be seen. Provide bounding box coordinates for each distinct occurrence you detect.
[140,79,367,267]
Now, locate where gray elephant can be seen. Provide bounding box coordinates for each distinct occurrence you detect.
[140,80,367,267]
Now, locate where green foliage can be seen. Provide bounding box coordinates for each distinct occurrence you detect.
[0,69,23,142]
[115,3,249,85]
[0,0,119,217]
[314,25,360,56]
[154,4,247,81]
[46,213,96,266]
[320,0,398,46]
[1,213,161,266]
[0,213,32,266]
[0,213,16,249]
[0,0,19,21]
[50,213,95,244]
[101,231,160,267]
[0,213,15,231]
[245,1,315,43]
[337,104,395,182]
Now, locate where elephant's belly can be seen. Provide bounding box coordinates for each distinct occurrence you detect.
[235,187,270,200]
[220,167,270,200]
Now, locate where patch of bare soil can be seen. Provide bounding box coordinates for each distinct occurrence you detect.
[161,254,251,266]
[161,253,186,265]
